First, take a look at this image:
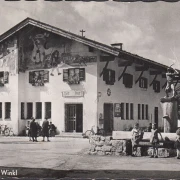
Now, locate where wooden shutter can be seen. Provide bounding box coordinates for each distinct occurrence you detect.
[79,68,85,81]
[44,70,49,83]
[29,71,34,84]
[144,78,148,89]
[111,70,115,85]
[63,69,69,82]
[103,68,109,81]
[4,72,9,84]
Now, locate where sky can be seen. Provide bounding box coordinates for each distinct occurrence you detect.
[0,0,180,68]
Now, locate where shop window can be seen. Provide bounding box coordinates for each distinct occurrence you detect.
[0,71,9,86]
[5,102,11,119]
[121,103,124,120]
[27,102,33,119]
[63,68,85,84]
[45,102,51,119]
[126,103,129,120]
[0,102,2,119]
[21,102,25,119]
[29,70,49,86]
[130,103,134,120]
[145,104,149,120]
[36,102,42,119]
[139,77,148,89]
[153,80,160,93]
[138,104,141,120]
[123,73,133,88]
[103,69,115,85]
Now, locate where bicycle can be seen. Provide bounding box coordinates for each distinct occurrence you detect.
[0,124,14,136]
[82,126,105,139]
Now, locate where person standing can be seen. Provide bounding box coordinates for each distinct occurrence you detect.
[150,123,163,158]
[30,118,38,142]
[131,123,142,156]
[175,128,180,159]
[42,118,50,142]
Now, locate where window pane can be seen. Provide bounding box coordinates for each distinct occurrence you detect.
[0,102,2,119]
[146,105,149,120]
[138,104,141,120]
[126,103,129,120]
[121,103,124,120]
[45,102,51,119]
[142,104,144,120]
[36,102,42,119]
[5,102,11,119]
[130,103,134,120]
[21,102,25,119]
[27,103,33,119]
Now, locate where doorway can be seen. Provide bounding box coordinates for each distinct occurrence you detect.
[154,107,158,128]
[103,103,114,134]
[65,104,83,132]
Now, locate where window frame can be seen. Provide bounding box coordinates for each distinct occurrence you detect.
[5,102,11,119]
[36,102,42,119]
[27,102,33,119]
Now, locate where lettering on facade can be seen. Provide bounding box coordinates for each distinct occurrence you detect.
[62,91,84,97]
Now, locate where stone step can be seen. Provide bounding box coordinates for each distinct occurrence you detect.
[56,132,83,138]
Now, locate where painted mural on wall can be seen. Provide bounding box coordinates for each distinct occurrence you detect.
[0,37,17,75]
[19,28,97,74]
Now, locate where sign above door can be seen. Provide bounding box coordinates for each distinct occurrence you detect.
[62,90,84,97]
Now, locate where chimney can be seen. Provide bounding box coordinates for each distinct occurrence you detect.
[111,43,123,50]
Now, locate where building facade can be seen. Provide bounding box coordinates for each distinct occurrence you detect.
[0,18,174,135]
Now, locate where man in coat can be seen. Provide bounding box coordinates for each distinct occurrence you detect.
[42,118,50,142]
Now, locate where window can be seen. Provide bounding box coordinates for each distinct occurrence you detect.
[21,102,25,119]
[36,102,42,119]
[63,68,85,84]
[130,103,134,120]
[27,102,33,119]
[103,69,115,85]
[121,103,124,119]
[45,102,51,119]
[5,102,11,119]
[0,71,9,86]
[29,70,49,86]
[145,104,149,120]
[138,104,141,120]
[0,102,2,119]
[139,77,148,89]
[89,46,94,52]
[123,73,133,88]
[153,80,160,93]
[142,104,144,120]
[126,103,129,120]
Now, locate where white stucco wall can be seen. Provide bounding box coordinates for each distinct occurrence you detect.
[97,57,166,131]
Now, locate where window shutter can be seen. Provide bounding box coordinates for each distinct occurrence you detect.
[4,72,9,84]
[44,70,49,83]
[63,69,69,82]
[103,68,109,82]
[79,68,85,81]
[111,70,115,84]
[29,72,34,84]
[144,78,148,89]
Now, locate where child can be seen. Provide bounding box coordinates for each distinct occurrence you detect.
[131,123,142,156]
[175,128,180,159]
[150,123,163,158]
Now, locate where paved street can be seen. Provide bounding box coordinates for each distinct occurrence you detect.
[0,136,180,179]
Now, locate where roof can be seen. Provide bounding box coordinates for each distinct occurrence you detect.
[0,17,169,70]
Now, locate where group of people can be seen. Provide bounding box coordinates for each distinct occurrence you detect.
[27,117,56,142]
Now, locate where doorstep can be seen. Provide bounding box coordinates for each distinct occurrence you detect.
[56,132,83,138]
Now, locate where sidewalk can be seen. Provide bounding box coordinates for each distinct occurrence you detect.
[0,136,180,179]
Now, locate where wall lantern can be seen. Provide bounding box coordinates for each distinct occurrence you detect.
[98,92,102,97]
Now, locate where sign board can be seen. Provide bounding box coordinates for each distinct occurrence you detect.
[62,90,84,97]
[114,103,121,117]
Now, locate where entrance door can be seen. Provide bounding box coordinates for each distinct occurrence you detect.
[104,103,113,134]
[154,107,158,127]
[65,104,83,132]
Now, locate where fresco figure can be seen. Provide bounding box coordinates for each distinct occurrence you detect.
[50,50,61,76]
[165,66,179,97]
[29,33,49,66]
